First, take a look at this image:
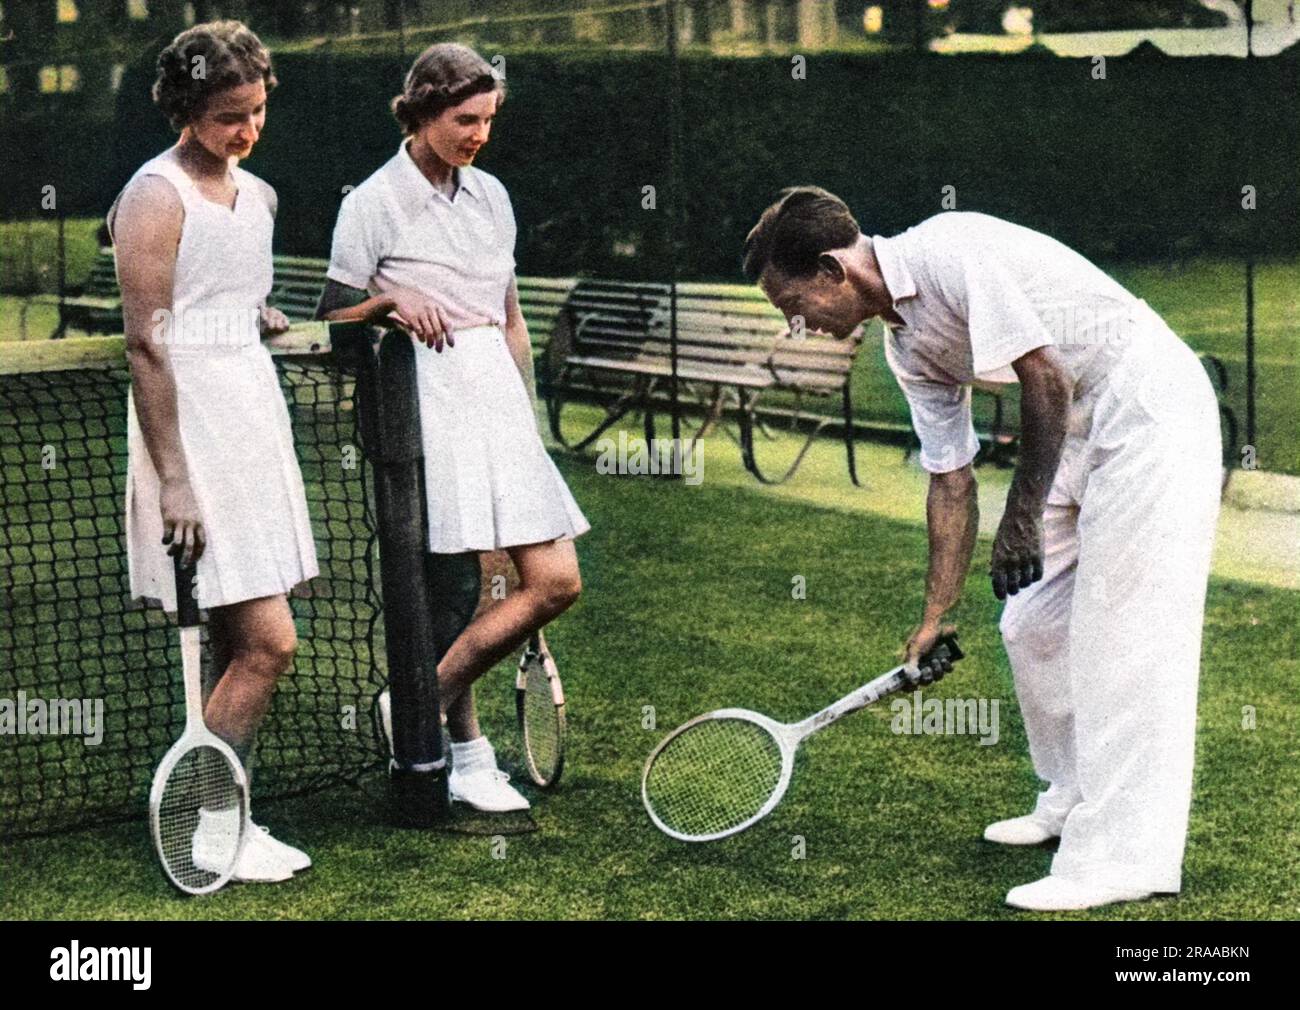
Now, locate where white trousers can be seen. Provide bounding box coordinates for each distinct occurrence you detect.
[998,317,1222,893]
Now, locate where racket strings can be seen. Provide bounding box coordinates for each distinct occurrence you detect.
[522,666,561,783]
[157,745,242,890]
[644,718,785,839]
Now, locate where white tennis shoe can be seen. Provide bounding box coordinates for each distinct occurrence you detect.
[448,766,531,813]
[1006,875,1153,911]
[983,814,1062,846]
[191,807,293,883]
[250,821,311,872]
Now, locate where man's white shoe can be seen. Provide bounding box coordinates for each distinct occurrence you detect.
[1005,875,1153,911]
[250,821,311,872]
[192,808,293,883]
[448,766,531,813]
[983,814,1061,846]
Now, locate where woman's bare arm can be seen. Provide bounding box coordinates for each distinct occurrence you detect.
[114,175,205,563]
[503,275,536,406]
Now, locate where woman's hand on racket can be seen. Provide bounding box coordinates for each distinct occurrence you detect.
[160,476,206,566]
[387,288,456,352]
[258,304,291,337]
[901,620,958,687]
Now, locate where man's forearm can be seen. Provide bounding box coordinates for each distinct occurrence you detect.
[1007,364,1072,516]
[922,469,979,624]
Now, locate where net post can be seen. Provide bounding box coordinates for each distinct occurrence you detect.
[346,324,449,827]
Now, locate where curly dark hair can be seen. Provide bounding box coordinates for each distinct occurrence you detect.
[391,43,505,135]
[742,186,862,282]
[152,20,277,132]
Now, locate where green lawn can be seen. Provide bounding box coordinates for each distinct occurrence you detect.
[3,419,1296,921]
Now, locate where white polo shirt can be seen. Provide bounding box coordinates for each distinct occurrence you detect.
[873,212,1148,473]
[327,141,517,331]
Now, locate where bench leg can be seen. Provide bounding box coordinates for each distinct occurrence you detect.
[643,377,657,447]
[1217,402,1238,493]
[691,383,727,442]
[990,392,1005,464]
[738,390,759,478]
[547,367,647,452]
[52,302,69,340]
[984,392,1019,468]
[738,388,830,486]
[677,383,727,461]
[842,385,863,488]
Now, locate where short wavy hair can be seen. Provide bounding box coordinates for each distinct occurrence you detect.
[152,20,277,132]
[743,186,861,282]
[391,43,505,135]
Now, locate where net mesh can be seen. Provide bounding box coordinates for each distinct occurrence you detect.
[643,716,785,839]
[0,351,384,838]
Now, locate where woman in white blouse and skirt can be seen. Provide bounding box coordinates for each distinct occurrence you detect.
[113,21,313,881]
[319,44,587,812]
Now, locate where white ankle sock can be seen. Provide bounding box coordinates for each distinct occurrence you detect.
[450,736,495,773]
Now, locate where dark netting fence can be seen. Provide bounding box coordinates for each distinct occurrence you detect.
[0,346,386,838]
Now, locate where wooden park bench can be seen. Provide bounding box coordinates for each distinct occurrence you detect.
[31,250,329,335]
[542,278,865,485]
[33,247,124,337]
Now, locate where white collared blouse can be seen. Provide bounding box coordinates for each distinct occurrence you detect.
[327,140,517,332]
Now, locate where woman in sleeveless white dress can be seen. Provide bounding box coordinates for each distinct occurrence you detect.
[319,44,585,812]
[121,152,317,609]
[112,21,312,882]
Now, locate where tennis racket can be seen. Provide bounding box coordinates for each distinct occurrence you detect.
[148,557,250,894]
[516,630,566,788]
[642,635,963,842]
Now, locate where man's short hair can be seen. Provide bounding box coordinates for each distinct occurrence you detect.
[742,186,861,282]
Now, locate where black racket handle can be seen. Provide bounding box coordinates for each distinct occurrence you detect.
[173,555,200,628]
[925,634,963,665]
[911,635,963,687]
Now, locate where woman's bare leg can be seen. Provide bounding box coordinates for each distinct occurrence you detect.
[204,594,298,764]
[439,538,580,741]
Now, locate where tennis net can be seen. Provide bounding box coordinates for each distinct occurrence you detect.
[0,328,386,838]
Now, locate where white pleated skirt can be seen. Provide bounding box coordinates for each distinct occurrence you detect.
[414,325,590,553]
[125,343,319,611]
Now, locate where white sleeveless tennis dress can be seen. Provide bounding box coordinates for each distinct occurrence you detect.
[327,144,589,553]
[117,150,319,611]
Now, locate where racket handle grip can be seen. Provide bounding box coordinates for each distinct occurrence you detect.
[934,634,963,663]
[173,555,200,628]
[915,634,963,675]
